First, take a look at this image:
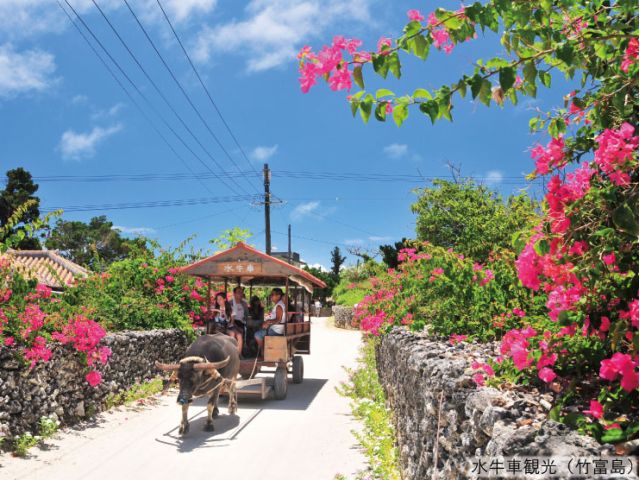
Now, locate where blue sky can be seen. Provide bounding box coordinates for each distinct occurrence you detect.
[0,0,573,270]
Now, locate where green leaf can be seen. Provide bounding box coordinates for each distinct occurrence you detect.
[478,79,492,106]
[359,95,374,123]
[523,61,537,83]
[374,102,387,122]
[438,97,453,121]
[548,117,566,138]
[533,239,550,256]
[511,231,526,255]
[499,67,516,91]
[412,88,431,100]
[457,80,467,99]
[612,204,639,237]
[392,103,409,127]
[469,74,484,99]
[403,20,422,37]
[555,43,575,66]
[528,117,539,132]
[351,90,365,101]
[388,52,402,79]
[601,428,626,444]
[353,65,364,89]
[350,101,359,118]
[539,70,552,88]
[372,54,389,79]
[412,34,429,60]
[376,88,395,99]
[419,101,439,124]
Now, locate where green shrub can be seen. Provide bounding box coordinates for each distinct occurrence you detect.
[337,338,401,480]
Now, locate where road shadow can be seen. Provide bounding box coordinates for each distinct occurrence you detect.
[156,397,250,453]
[236,377,328,411]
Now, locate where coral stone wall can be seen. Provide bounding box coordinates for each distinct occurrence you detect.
[0,329,189,445]
[332,305,355,329]
[376,328,621,480]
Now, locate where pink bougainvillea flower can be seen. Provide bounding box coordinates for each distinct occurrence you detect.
[583,400,603,419]
[602,252,616,266]
[4,336,15,346]
[407,9,425,22]
[449,334,468,345]
[599,316,611,332]
[604,423,622,430]
[531,136,565,175]
[621,37,638,72]
[328,65,352,91]
[86,370,102,387]
[472,372,485,386]
[599,353,639,392]
[538,367,557,383]
[377,37,392,53]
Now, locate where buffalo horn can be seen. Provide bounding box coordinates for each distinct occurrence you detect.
[193,356,230,370]
[155,361,180,371]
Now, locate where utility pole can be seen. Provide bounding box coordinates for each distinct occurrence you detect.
[288,224,292,263]
[263,163,272,255]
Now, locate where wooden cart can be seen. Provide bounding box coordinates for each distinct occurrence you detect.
[178,243,326,400]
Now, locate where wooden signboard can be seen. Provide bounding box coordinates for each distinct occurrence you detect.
[217,262,263,275]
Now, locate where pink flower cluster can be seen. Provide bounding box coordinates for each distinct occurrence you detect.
[531,136,566,175]
[298,35,363,93]
[52,315,111,384]
[23,336,52,369]
[471,360,495,386]
[621,37,638,73]
[500,327,539,372]
[599,353,639,393]
[593,122,638,187]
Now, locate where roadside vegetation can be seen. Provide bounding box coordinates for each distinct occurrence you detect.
[300,0,639,445]
[337,338,401,480]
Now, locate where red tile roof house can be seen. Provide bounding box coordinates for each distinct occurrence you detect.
[3,249,89,292]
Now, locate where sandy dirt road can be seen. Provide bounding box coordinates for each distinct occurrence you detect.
[0,318,366,480]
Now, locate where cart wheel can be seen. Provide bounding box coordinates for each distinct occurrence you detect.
[292,356,304,384]
[274,366,288,400]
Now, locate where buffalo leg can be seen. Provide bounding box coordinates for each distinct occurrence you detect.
[204,380,222,431]
[227,380,237,415]
[179,404,190,435]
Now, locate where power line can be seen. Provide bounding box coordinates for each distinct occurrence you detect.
[154,205,247,230]
[122,0,261,194]
[57,1,216,198]
[33,169,542,185]
[62,0,238,196]
[89,0,249,195]
[155,0,262,182]
[42,194,258,213]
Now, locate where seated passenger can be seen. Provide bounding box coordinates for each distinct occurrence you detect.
[255,288,286,353]
[228,286,248,356]
[210,292,231,333]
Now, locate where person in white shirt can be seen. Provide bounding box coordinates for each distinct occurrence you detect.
[255,288,286,353]
[228,286,249,356]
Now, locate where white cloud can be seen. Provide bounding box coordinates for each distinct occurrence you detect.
[290,200,320,221]
[91,102,125,120]
[71,94,88,105]
[113,225,156,236]
[0,43,56,98]
[383,143,408,159]
[250,144,278,162]
[59,123,123,160]
[0,0,215,41]
[162,0,217,22]
[485,170,504,186]
[368,236,392,243]
[192,0,373,71]
[308,262,328,272]
[345,238,364,246]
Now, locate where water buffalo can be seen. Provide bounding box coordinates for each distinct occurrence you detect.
[156,334,240,435]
